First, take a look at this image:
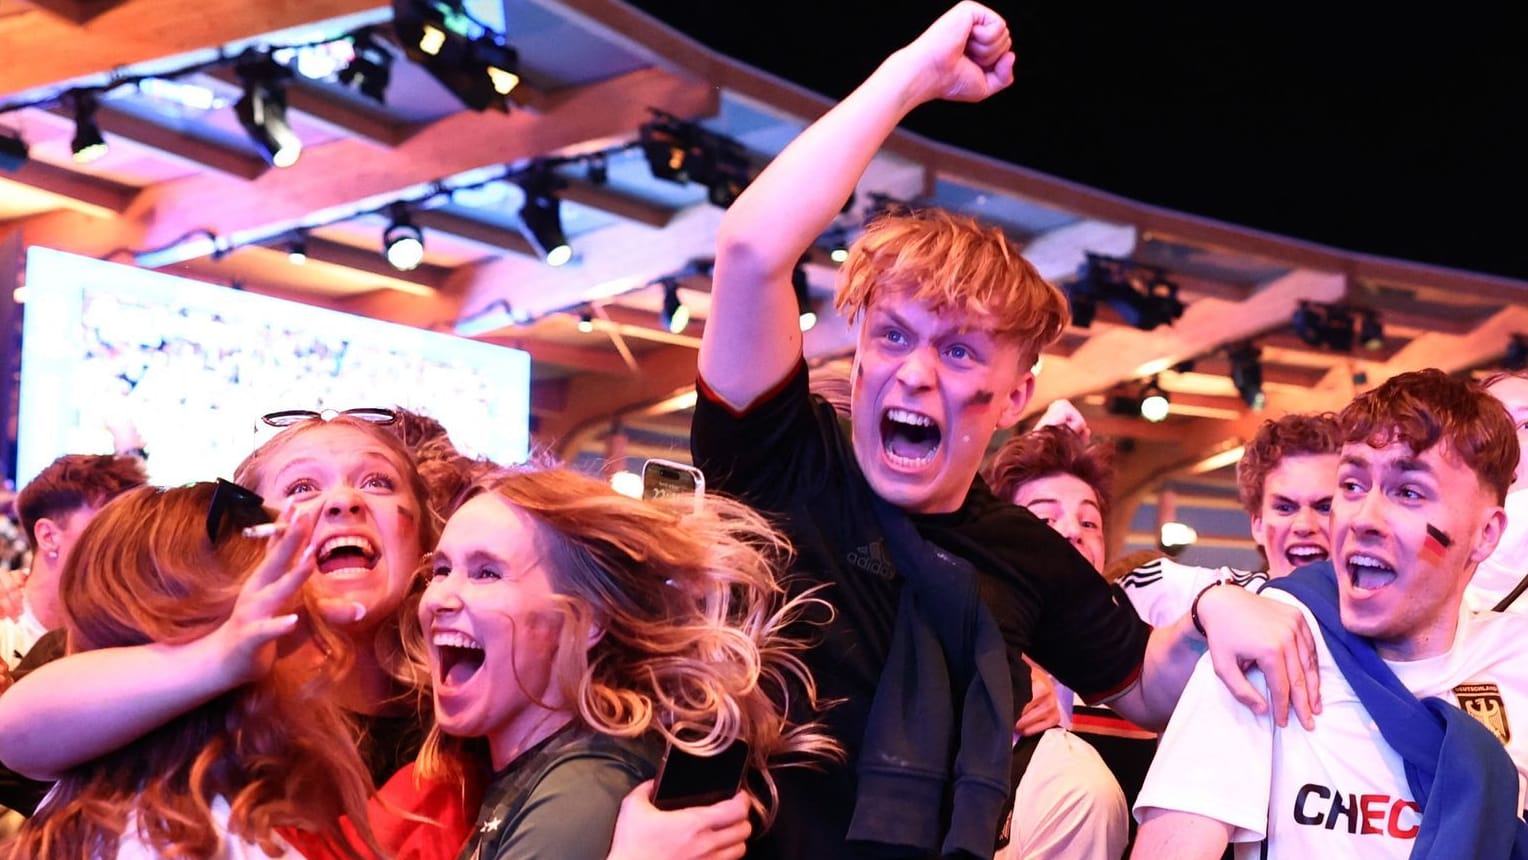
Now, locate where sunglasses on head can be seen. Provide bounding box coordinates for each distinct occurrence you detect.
[259,407,399,428]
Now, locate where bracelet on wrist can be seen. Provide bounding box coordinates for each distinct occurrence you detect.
[1190,581,1225,638]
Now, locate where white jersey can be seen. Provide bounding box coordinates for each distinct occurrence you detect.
[1116,556,1269,629]
[1135,590,1528,860]
[0,598,48,670]
[1466,486,1528,614]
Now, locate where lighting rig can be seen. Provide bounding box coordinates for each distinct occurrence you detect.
[1066,254,1186,331]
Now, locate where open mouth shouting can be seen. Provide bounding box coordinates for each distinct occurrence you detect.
[316,534,379,577]
[1283,543,1330,570]
[882,407,942,469]
[1345,552,1398,593]
[432,629,486,693]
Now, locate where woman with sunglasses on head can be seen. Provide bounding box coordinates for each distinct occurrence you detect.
[4,481,385,860]
[411,467,838,860]
[0,410,771,860]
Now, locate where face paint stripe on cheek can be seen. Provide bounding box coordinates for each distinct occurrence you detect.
[964,389,995,409]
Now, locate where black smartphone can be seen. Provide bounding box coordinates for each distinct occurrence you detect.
[650,738,750,810]
[641,458,705,514]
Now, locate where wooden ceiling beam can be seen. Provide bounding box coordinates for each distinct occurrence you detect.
[207,68,417,149]
[411,208,538,258]
[560,176,679,228]
[0,0,387,98]
[297,235,449,291]
[11,0,132,26]
[94,105,266,180]
[1,158,134,215]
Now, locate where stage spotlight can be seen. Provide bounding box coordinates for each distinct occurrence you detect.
[585,153,609,185]
[1292,302,1323,347]
[1140,378,1170,423]
[1070,255,1183,331]
[234,53,301,168]
[1357,309,1385,351]
[1506,334,1528,372]
[518,166,572,267]
[70,92,107,164]
[1321,305,1355,352]
[393,0,519,112]
[1228,341,1266,411]
[288,230,308,265]
[382,205,424,271]
[659,278,690,334]
[577,309,595,333]
[1159,521,1199,557]
[638,108,752,207]
[0,131,26,171]
[340,30,393,103]
[793,264,817,331]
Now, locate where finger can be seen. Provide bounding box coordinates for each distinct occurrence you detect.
[1260,650,1292,728]
[986,52,1017,90]
[314,599,368,626]
[1297,621,1322,716]
[1284,644,1316,731]
[694,790,750,828]
[251,613,301,643]
[706,820,751,860]
[245,505,317,590]
[1211,650,1269,718]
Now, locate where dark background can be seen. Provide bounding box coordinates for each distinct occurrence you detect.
[628,1,1528,282]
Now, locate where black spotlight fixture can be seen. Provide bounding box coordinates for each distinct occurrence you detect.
[638,108,753,207]
[1228,341,1266,411]
[792,262,817,332]
[70,91,108,164]
[1291,302,1363,352]
[1505,334,1528,372]
[392,0,518,112]
[577,308,595,333]
[0,131,26,172]
[288,229,308,265]
[234,52,302,168]
[659,277,689,334]
[585,152,609,185]
[1068,255,1185,331]
[517,164,572,267]
[1291,302,1324,347]
[382,204,424,271]
[340,29,394,104]
[1357,309,1385,351]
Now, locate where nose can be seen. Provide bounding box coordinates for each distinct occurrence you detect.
[323,486,364,519]
[1293,505,1320,536]
[895,346,937,390]
[422,573,462,615]
[1346,487,1387,538]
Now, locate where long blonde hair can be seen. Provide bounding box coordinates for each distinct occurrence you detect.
[414,467,839,822]
[7,483,382,860]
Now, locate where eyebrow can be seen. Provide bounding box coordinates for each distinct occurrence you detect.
[1339,453,1434,475]
[1025,497,1101,513]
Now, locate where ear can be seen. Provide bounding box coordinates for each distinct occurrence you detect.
[585,619,606,649]
[1469,505,1508,565]
[33,517,63,556]
[995,371,1037,430]
[1249,514,1266,551]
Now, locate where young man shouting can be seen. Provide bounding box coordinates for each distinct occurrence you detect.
[1133,369,1528,859]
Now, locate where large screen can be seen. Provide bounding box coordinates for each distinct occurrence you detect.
[17,247,530,489]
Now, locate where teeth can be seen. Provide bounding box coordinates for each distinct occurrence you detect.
[886,408,933,427]
[433,631,482,650]
[319,535,375,559]
[1287,547,1327,559]
[1350,555,1389,569]
[886,450,937,468]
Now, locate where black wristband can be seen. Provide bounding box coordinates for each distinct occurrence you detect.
[1190,581,1223,638]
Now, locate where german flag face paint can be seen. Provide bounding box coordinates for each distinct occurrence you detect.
[1419,524,1453,567]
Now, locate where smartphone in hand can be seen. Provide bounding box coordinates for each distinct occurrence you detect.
[650,738,750,810]
[641,458,705,515]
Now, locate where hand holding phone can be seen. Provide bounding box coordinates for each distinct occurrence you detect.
[650,738,750,811]
[641,458,705,516]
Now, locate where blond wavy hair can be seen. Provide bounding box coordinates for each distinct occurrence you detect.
[7,484,382,860]
[834,208,1070,367]
[233,415,440,705]
[413,467,840,822]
